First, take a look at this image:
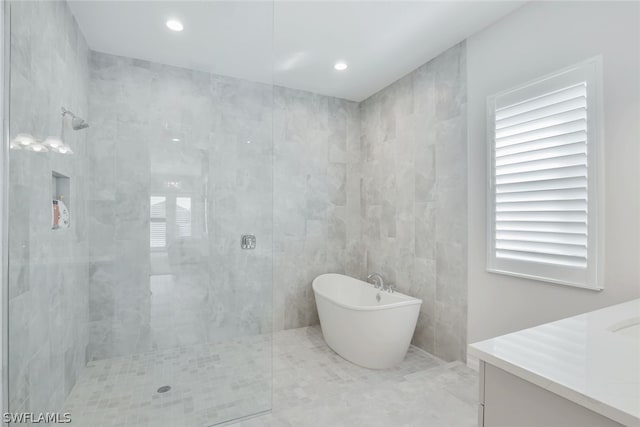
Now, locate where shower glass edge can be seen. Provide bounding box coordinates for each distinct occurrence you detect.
[1,0,10,425]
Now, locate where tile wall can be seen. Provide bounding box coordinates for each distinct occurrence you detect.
[8,0,91,413]
[359,43,468,361]
[86,53,363,358]
[8,9,468,420]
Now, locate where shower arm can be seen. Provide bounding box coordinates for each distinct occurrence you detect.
[61,107,76,119]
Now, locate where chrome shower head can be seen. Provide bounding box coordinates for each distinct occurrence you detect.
[61,107,90,130]
[71,117,89,130]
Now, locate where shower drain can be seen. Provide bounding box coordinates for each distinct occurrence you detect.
[157,385,171,394]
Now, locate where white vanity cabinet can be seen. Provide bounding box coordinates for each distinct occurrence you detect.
[469,299,640,427]
[477,361,625,427]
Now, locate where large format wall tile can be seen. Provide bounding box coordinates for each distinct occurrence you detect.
[8,0,90,414]
[272,87,361,331]
[359,42,468,362]
[11,14,469,421]
[87,53,362,359]
[86,37,467,367]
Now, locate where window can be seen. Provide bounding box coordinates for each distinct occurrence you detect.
[176,196,192,238]
[487,57,603,290]
[150,196,167,249]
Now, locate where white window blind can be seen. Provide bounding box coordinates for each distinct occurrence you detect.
[487,58,603,290]
[150,196,166,249]
[176,197,192,238]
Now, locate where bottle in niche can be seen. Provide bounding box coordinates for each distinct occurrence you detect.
[52,197,70,229]
[52,200,59,229]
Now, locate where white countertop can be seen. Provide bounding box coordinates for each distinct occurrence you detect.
[468,299,640,427]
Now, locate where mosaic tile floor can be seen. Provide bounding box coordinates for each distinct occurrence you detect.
[63,326,478,427]
[236,326,478,427]
[63,334,272,427]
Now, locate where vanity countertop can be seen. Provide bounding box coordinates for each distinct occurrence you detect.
[468,299,640,426]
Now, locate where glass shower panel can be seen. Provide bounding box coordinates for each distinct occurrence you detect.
[6,0,273,425]
[6,0,93,418]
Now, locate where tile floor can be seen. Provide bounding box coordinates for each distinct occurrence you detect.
[63,326,478,427]
[237,326,478,427]
[63,335,272,426]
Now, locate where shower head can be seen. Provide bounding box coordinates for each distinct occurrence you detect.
[71,117,89,130]
[61,107,90,130]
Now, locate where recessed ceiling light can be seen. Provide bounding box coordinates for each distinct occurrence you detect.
[334,62,348,71]
[166,19,184,32]
[171,138,181,142]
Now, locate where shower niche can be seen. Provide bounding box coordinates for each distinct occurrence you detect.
[51,171,70,229]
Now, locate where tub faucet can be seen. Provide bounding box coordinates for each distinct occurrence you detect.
[367,273,384,290]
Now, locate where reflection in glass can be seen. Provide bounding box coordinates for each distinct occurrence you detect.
[150,196,167,249]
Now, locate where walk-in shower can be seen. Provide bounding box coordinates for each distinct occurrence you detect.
[5,0,274,425]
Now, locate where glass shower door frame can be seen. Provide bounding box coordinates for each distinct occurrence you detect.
[1,0,10,423]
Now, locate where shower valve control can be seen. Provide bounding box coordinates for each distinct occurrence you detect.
[241,235,256,250]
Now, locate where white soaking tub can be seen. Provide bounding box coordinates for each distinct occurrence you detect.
[312,273,422,369]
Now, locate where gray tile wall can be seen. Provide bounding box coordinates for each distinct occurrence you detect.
[86,52,274,359]
[273,87,363,331]
[359,42,468,361]
[9,12,468,418]
[8,0,90,413]
[206,73,275,342]
[87,53,208,359]
[86,43,468,362]
[86,53,362,359]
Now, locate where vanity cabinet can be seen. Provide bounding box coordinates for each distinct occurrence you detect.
[477,362,625,427]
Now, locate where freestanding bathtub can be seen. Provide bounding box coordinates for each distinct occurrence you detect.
[312,273,422,369]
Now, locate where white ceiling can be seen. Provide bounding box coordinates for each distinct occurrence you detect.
[68,1,524,102]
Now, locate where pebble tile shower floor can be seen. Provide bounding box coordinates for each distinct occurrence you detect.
[63,326,478,427]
